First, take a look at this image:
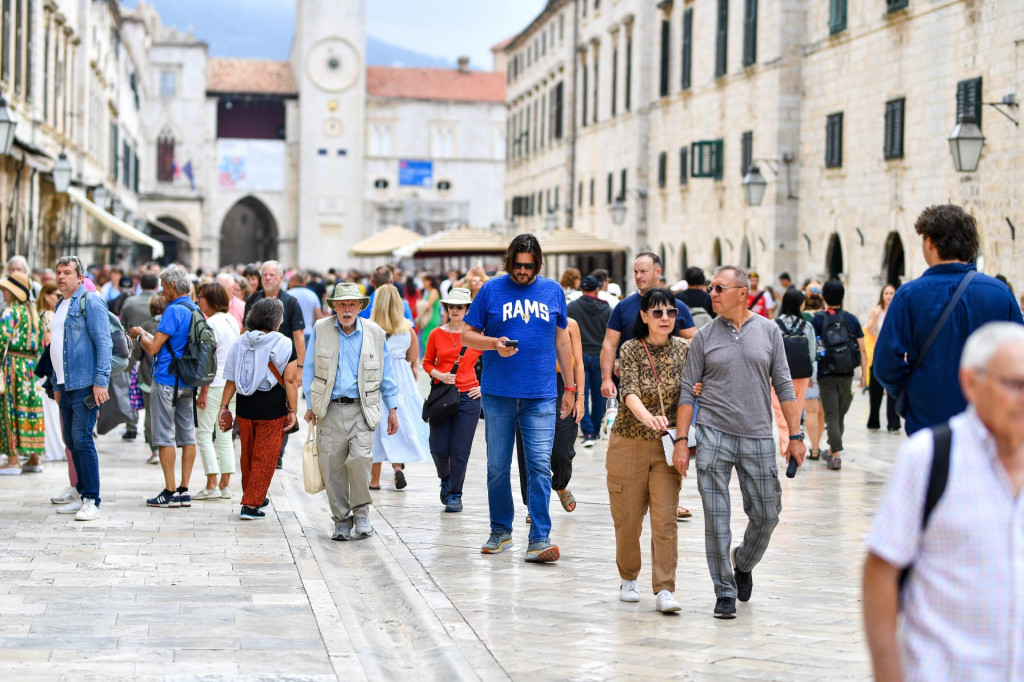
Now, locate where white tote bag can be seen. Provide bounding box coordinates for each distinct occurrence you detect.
[302,426,325,494]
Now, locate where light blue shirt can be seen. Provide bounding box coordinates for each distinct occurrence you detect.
[358,291,414,322]
[302,317,398,410]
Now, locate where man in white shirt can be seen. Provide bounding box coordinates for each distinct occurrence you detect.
[864,322,1024,682]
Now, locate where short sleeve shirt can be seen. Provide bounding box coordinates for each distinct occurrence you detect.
[811,308,865,377]
[606,292,696,348]
[153,296,195,386]
[463,274,568,399]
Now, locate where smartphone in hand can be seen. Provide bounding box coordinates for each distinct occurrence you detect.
[84,394,97,409]
[504,339,519,348]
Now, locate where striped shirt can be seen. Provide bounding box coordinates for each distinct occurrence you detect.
[866,409,1024,681]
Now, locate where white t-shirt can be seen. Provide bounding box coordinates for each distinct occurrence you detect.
[51,299,70,386]
[207,312,241,387]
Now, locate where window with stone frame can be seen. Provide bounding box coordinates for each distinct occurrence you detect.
[825,112,844,168]
[157,129,175,183]
[883,98,905,160]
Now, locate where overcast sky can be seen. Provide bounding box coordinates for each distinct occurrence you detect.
[125,0,546,67]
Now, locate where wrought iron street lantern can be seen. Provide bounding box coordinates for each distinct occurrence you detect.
[610,196,627,226]
[948,113,985,173]
[93,185,109,209]
[742,165,768,206]
[544,209,558,231]
[53,153,72,194]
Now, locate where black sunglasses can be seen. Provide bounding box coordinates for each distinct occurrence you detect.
[706,284,746,294]
[648,307,678,319]
[512,262,537,271]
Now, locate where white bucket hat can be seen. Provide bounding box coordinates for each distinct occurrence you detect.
[440,287,472,306]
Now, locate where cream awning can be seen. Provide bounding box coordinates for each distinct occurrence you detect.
[68,187,164,259]
[349,225,423,257]
[395,226,508,259]
[539,229,628,254]
[145,213,191,243]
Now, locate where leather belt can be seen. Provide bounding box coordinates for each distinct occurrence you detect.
[332,396,360,404]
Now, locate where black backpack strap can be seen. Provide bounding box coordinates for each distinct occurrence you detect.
[898,422,952,597]
[747,290,764,310]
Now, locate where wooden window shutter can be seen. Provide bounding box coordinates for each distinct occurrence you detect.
[956,77,983,127]
[742,0,757,67]
[829,0,847,34]
[660,19,670,97]
[740,130,753,176]
[826,113,843,168]
[682,9,693,90]
[658,152,667,188]
[679,147,688,185]
[884,98,905,160]
[715,0,728,78]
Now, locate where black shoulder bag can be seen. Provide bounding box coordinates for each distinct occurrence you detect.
[422,347,468,423]
[891,271,976,417]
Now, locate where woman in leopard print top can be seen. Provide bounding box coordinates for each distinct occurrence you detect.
[607,287,689,613]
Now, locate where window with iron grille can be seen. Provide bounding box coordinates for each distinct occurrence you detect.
[829,0,847,34]
[715,0,728,78]
[740,131,753,176]
[681,9,693,90]
[658,152,668,188]
[884,98,905,160]
[886,0,908,14]
[692,140,724,179]
[742,0,757,67]
[825,112,843,168]
[679,147,688,185]
[659,19,670,97]
[956,77,982,128]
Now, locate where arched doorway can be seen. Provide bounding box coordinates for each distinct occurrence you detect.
[882,232,905,285]
[739,236,752,270]
[712,239,722,268]
[151,217,190,266]
[220,196,278,266]
[826,233,844,279]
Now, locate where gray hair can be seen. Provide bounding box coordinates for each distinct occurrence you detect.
[56,256,85,276]
[6,255,28,273]
[159,264,191,296]
[715,265,750,289]
[245,297,284,332]
[960,322,1024,372]
[260,260,281,276]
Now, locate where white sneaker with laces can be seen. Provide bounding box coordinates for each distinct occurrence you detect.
[619,580,641,603]
[51,486,79,504]
[75,498,99,521]
[655,590,682,613]
[56,498,84,514]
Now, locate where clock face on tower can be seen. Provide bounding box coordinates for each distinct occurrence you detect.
[306,38,360,92]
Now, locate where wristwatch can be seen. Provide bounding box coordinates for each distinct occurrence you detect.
[789,433,805,441]
[564,385,577,393]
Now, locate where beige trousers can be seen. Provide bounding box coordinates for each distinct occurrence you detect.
[606,433,682,594]
[317,401,374,523]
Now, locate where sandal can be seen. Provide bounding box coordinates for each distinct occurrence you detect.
[676,507,692,520]
[808,449,820,461]
[368,485,381,491]
[557,489,576,512]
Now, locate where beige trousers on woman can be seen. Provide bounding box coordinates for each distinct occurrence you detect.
[606,433,682,594]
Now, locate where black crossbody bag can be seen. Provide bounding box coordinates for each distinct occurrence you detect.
[422,347,468,423]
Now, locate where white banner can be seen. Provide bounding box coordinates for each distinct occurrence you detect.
[217,139,285,192]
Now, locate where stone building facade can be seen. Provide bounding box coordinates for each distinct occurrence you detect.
[504,0,1023,311]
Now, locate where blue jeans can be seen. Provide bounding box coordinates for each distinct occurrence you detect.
[58,386,101,505]
[580,354,605,438]
[428,392,481,495]
[481,394,556,543]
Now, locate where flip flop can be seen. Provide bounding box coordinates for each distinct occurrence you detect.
[676,507,692,520]
[557,489,576,512]
[368,485,381,491]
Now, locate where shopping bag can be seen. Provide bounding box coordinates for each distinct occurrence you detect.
[302,426,325,494]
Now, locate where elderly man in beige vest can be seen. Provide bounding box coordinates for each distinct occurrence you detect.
[303,283,399,541]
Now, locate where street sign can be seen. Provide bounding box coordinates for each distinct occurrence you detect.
[399,160,433,187]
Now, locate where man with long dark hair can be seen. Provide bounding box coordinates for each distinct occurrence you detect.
[462,234,576,563]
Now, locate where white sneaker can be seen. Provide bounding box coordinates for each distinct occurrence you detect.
[655,590,682,613]
[75,498,99,521]
[619,580,641,603]
[56,498,84,514]
[582,438,596,448]
[219,487,232,500]
[51,486,79,504]
[192,488,221,501]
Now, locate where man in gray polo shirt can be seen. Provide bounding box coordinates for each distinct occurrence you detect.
[674,265,807,619]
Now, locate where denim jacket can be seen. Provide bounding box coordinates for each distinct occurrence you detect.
[52,284,113,391]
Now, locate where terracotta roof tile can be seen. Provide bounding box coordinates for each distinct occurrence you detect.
[366,66,506,103]
[207,59,298,96]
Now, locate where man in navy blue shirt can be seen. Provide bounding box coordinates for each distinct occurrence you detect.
[601,252,696,399]
[875,205,1023,435]
[463,234,576,564]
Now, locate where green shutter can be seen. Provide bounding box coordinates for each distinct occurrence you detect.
[742,0,757,67]
[829,0,847,34]
[956,77,983,127]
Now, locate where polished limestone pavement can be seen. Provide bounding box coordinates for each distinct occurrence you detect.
[0,391,903,680]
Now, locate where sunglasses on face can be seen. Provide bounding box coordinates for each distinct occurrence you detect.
[448,305,467,311]
[647,307,678,319]
[512,262,536,271]
[707,284,746,294]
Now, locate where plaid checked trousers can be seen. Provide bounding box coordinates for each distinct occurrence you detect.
[695,425,782,599]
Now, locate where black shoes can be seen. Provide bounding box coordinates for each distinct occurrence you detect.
[439,478,451,504]
[714,597,736,619]
[732,547,753,602]
[395,469,407,490]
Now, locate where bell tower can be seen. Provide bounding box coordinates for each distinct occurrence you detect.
[292,0,366,270]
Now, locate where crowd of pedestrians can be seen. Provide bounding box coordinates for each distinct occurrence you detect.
[2,202,1024,675]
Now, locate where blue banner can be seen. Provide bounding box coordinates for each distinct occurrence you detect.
[399,160,433,187]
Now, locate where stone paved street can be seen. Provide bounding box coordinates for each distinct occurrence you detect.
[0,390,902,681]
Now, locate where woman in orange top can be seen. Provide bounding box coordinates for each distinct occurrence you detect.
[422,287,483,513]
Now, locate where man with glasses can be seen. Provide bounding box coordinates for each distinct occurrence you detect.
[462,234,576,563]
[673,265,806,619]
[864,322,1024,681]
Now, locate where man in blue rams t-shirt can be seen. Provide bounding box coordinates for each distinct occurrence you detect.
[463,234,576,564]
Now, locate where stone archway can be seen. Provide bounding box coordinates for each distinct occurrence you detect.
[826,233,844,279]
[712,238,722,268]
[148,216,191,266]
[882,232,905,286]
[739,236,752,270]
[220,196,278,267]
[679,243,688,274]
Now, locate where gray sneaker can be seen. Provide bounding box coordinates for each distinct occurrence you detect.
[332,519,353,541]
[524,541,560,563]
[480,531,513,554]
[352,516,373,539]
